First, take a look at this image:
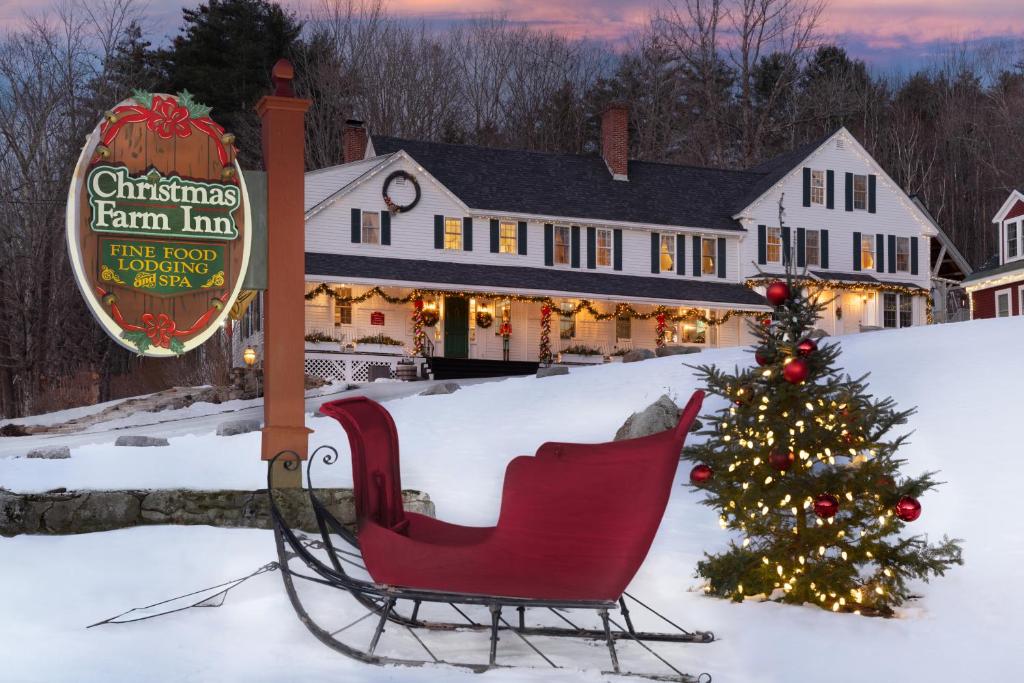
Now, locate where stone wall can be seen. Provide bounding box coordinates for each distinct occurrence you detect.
[0,487,434,536]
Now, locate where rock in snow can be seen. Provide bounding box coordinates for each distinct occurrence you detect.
[622,348,656,362]
[419,382,462,396]
[655,345,702,357]
[536,365,569,378]
[25,446,70,460]
[114,435,169,447]
[614,394,681,440]
[216,419,262,437]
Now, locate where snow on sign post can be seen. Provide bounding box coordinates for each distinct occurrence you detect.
[65,91,251,356]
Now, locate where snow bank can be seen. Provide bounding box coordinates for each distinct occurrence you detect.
[1,316,1022,681]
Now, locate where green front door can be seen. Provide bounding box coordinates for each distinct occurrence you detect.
[443,296,469,358]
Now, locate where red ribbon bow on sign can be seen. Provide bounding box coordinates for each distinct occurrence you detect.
[141,312,177,348]
[146,96,193,140]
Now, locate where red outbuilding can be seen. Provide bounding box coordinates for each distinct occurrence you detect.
[965,190,1024,318]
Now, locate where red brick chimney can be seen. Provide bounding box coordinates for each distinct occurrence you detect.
[342,119,368,163]
[601,104,629,180]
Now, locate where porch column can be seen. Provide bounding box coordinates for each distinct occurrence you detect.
[256,59,312,486]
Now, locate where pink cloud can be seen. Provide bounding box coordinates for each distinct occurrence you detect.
[2,0,1022,65]
[822,0,1024,43]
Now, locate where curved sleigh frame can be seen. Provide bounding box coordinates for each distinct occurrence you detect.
[267,391,714,682]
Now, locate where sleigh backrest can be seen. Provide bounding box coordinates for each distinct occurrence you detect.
[498,390,705,600]
[319,397,406,532]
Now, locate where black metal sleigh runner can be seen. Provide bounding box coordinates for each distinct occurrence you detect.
[267,390,715,681]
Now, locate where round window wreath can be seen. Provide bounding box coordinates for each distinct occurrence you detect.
[382,170,421,214]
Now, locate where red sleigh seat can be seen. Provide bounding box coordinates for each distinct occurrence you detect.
[318,390,704,602]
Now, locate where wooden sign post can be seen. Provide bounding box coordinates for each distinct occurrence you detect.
[256,60,312,486]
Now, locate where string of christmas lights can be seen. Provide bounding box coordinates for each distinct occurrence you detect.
[305,283,766,326]
[744,277,935,324]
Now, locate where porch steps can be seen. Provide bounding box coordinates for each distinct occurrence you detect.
[425,357,539,380]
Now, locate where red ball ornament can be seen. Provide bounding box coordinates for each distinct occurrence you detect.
[755,348,774,366]
[813,494,840,519]
[768,449,795,471]
[796,338,818,356]
[765,281,791,306]
[895,496,922,522]
[782,357,809,384]
[689,464,713,485]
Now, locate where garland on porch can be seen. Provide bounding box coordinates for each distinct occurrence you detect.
[305,283,765,326]
[744,277,935,324]
[655,313,668,348]
[411,297,427,357]
[539,305,553,363]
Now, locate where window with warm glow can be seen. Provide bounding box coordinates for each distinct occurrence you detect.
[554,226,570,264]
[861,233,875,270]
[805,229,820,267]
[883,293,913,328]
[680,320,706,344]
[810,170,825,205]
[853,174,868,210]
[499,221,517,254]
[596,228,613,267]
[361,212,380,244]
[615,315,631,340]
[766,227,782,264]
[660,234,675,272]
[895,237,910,272]
[334,287,352,326]
[701,237,716,274]
[559,302,575,339]
[444,217,462,250]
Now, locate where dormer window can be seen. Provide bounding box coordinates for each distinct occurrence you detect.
[1007,219,1021,261]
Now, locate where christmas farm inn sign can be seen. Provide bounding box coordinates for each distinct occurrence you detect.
[66,91,251,356]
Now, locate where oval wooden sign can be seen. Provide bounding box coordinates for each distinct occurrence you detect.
[65,91,251,356]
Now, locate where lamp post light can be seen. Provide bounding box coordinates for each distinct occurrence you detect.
[242,347,261,398]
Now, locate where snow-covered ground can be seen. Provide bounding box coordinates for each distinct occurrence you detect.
[2,316,1022,682]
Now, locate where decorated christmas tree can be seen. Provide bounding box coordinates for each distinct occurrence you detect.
[684,270,962,616]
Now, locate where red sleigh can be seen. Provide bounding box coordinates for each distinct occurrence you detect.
[268,390,713,681]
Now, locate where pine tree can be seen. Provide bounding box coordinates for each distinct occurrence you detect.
[684,267,962,616]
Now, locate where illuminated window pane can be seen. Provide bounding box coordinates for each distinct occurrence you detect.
[660,234,675,272]
[444,217,462,250]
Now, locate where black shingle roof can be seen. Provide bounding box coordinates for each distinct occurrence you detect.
[371,136,808,231]
[961,258,1024,284]
[307,252,768,307]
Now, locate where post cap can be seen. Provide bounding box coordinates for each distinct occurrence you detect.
[271,58,295,97]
